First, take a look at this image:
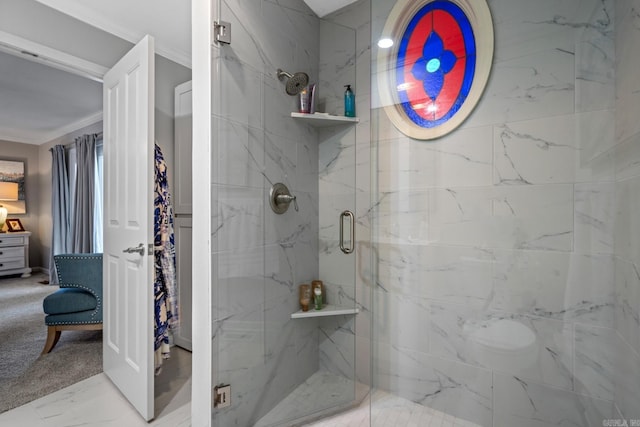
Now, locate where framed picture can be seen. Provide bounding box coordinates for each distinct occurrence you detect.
[0,159,26,214]
[6,218,25,232]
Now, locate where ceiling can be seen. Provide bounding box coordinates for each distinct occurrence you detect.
[0,0,190,145]
[303,0,359,17]
[35,0,191,68]
[0,49,102,144]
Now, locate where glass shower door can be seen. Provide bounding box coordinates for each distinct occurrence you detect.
[210,1,361,426]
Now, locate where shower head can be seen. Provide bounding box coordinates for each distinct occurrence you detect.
[277,68,309,96]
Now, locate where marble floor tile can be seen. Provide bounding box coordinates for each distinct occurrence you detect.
[0,373,191,427]
[256,371,364,427]
[2,368,485,427]
[306,388,482,427]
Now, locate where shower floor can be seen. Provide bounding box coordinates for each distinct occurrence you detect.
[255,371,367,427]
[255,370,481,427]
[305,388,483,427]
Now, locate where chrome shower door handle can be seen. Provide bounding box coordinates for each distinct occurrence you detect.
[340,210,355,254]
[123,243,145,256]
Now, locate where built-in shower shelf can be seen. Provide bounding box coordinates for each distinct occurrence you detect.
[291,305,359,319]
[291,112,359,127]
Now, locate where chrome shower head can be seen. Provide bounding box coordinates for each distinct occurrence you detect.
[277,68,309,96]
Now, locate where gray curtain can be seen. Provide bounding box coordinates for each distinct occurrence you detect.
[71,134,97,253]
[50,145,71,283]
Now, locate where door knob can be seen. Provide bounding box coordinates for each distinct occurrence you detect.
[123,243,145,256]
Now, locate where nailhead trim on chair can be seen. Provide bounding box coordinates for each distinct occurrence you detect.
[52,257,102,320]
[57,283,102,319]
[54,255,101,283]
[52,255,103,325]
[55,255,101,259]
[47,320,102,326]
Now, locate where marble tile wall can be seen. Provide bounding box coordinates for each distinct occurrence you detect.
[614,0,640,421]
[370,0,632,425]
[210,1,322,426]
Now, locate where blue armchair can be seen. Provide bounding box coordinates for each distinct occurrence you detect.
[41,253,103,354]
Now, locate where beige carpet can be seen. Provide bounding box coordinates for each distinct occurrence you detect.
[0,273,102,413]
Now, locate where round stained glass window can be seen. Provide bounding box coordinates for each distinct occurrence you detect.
[378,0,494,140]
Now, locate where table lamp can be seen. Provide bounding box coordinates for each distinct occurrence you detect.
[0,182,18,232]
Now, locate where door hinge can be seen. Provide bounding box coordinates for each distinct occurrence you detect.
[214,384,231,408]
[213,21,231,45]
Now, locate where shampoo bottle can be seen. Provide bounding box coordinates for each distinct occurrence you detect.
[344,84,355,117]
[312,280,324,305]
[309,84,317,114]
[299,86,311,113]
[314,286,322,310]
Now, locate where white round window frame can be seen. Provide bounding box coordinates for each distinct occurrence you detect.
[377,0,494,140]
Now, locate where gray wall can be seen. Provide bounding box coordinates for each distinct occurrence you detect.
[0,139,43,267]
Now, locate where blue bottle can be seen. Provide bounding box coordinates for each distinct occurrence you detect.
[344,84,355,117]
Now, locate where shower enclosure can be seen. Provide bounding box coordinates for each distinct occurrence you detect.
[204,0,640,425]
[209,1,370,426]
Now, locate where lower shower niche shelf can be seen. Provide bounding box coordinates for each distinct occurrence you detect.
[291,305,359,319]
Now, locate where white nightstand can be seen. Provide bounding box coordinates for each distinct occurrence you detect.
[0,231,32,278]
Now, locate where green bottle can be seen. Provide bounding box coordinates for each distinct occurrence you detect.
[314,287,322,310]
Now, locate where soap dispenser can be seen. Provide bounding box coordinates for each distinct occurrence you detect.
[344,84,355,117]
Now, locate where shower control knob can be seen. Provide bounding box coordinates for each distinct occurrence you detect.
[275,194,298,212]
[269,183,298,214]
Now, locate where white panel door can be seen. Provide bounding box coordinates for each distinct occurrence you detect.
[173,80,193,351]
[102,35,155,421]
[174,80,193,214]
[173,216,192,350]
